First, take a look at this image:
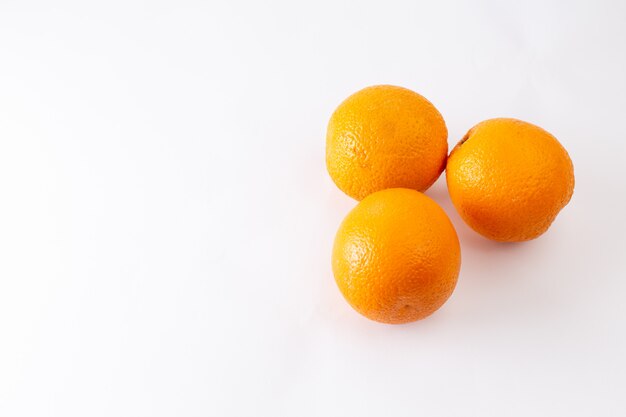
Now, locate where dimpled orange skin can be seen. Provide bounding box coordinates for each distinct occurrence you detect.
[446,118,575,242]
[332,188,461,324]
[326,85,448,200]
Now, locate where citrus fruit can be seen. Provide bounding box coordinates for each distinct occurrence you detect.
[332,188,461,324]
[326,85,448,200]
[446,118,574,242]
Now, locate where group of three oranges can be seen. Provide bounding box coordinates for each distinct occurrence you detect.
[326,85,575,324]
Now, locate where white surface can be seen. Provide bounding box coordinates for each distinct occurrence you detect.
[1,0,625,415]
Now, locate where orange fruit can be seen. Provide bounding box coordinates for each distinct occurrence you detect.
[326,85,448,200]
[446,118,574,242]
[332,188,461,324]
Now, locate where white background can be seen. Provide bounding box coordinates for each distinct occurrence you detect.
[1,0,625,415]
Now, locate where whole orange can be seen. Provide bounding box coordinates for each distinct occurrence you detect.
[446,118,574,242]
[332,188,461,324]
[326,85,448,200]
